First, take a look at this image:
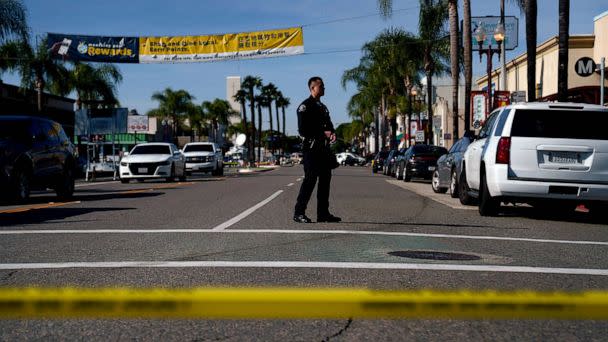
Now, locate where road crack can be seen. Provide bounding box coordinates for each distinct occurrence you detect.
[321,318,353,342]
[0,270,18,282]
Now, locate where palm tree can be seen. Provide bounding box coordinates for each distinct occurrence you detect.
[274,90,284,146]
[276,94,290,138]
[448,0,460,142]
[463,0,472,133]
[557,0,569,101]
[62,62,122,109]
[233,89,249,156]
[377,0,449,145]
[15,38,70,112]
[148,88,195,142]
[0,0,28,44]
[0,40,20,82]
[261,83,277,153]
[418,0,449,145]
[201,99,239,143]
[254,94,264,163]
[241,76,262,163]
[343,62,383,152]
[512,0,537,101]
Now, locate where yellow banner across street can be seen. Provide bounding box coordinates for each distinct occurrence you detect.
[139,27,304,63]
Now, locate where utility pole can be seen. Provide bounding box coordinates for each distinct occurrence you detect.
[500,0,507,91]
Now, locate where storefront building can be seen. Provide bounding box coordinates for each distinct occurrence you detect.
[476,10,608,105]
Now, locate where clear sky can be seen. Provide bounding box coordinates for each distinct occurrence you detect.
[4,1,606,136]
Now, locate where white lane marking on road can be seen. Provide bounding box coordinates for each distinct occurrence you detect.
[75,181,118,188]
[287,183,295,187]
[296,178,302,182]
[0,261,606,276]
[211,190,284,231]
[1,229,606,247]
[387,179,476,210]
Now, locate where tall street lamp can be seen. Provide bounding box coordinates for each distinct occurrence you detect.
[475,22,505,113]
[408,87,417,147]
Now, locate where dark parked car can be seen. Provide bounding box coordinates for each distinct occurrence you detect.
[382,149,398,175]
[395,144,448,182]
[372,150,389,173]
[431,135,474,199]
[0,116,76,202]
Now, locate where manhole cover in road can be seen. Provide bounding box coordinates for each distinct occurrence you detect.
[388,250,481,261]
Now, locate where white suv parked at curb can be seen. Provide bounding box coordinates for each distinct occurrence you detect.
[183,142,224,176]
[461,102,608,217]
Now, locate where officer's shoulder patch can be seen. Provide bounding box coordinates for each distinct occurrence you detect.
[298,104,306,112]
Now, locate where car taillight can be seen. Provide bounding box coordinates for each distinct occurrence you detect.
[496,137,511,164]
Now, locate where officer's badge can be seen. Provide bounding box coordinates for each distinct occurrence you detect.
[298,104,306,112]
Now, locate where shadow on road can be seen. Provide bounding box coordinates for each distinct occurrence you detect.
[0,207,135,227]
[4,191,165,206]
[337,221,514,230]
[0,191,165,226]
[499,206,608,225]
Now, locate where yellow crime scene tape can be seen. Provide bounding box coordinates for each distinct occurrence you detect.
[1,287,608,320]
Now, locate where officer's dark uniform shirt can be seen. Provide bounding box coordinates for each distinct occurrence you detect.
[297,96,335,144]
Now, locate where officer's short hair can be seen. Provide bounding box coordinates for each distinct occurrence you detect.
[308,76,323,89]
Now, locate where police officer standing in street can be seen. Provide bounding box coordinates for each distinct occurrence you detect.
[293,76,341,223]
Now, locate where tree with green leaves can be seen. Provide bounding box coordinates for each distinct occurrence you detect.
[0,40,21,83]
[418,0,449,144]
[448,0,460,142]
[61,61,122,109]
[233,89,250,157]
[148,88,195,142]
[241,76,262,163]
[0,0,28,44]
[261,82,278,153]
[512,0,537,101]
[275,93,290,144]
[254,94,264,162]
[201,98,239,143]
[463,0,472,132]
[14,38,70,112]
[344,27,423,150]
[377,0,449,146]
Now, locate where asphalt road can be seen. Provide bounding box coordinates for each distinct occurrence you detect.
[1,165,607,341]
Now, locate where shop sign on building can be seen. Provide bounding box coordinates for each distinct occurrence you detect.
[470,91,487,129]
[575,57,596,77]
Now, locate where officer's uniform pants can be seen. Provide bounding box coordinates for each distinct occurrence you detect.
[294,149,332,217]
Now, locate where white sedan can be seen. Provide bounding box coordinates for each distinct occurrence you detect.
[336,152,366,166]
[119,143,186,183]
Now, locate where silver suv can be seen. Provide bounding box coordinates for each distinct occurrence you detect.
[461,102,608,217]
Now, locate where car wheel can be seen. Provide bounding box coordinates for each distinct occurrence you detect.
[218,165,224,176]
[55,167,75,200]
[449,169,459,198]
[178,168,187,182]
[431,170,447,193]
[479,172,500,216]
[11,167,30,203]
[458,168,474,205]
[403,165,411,182]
